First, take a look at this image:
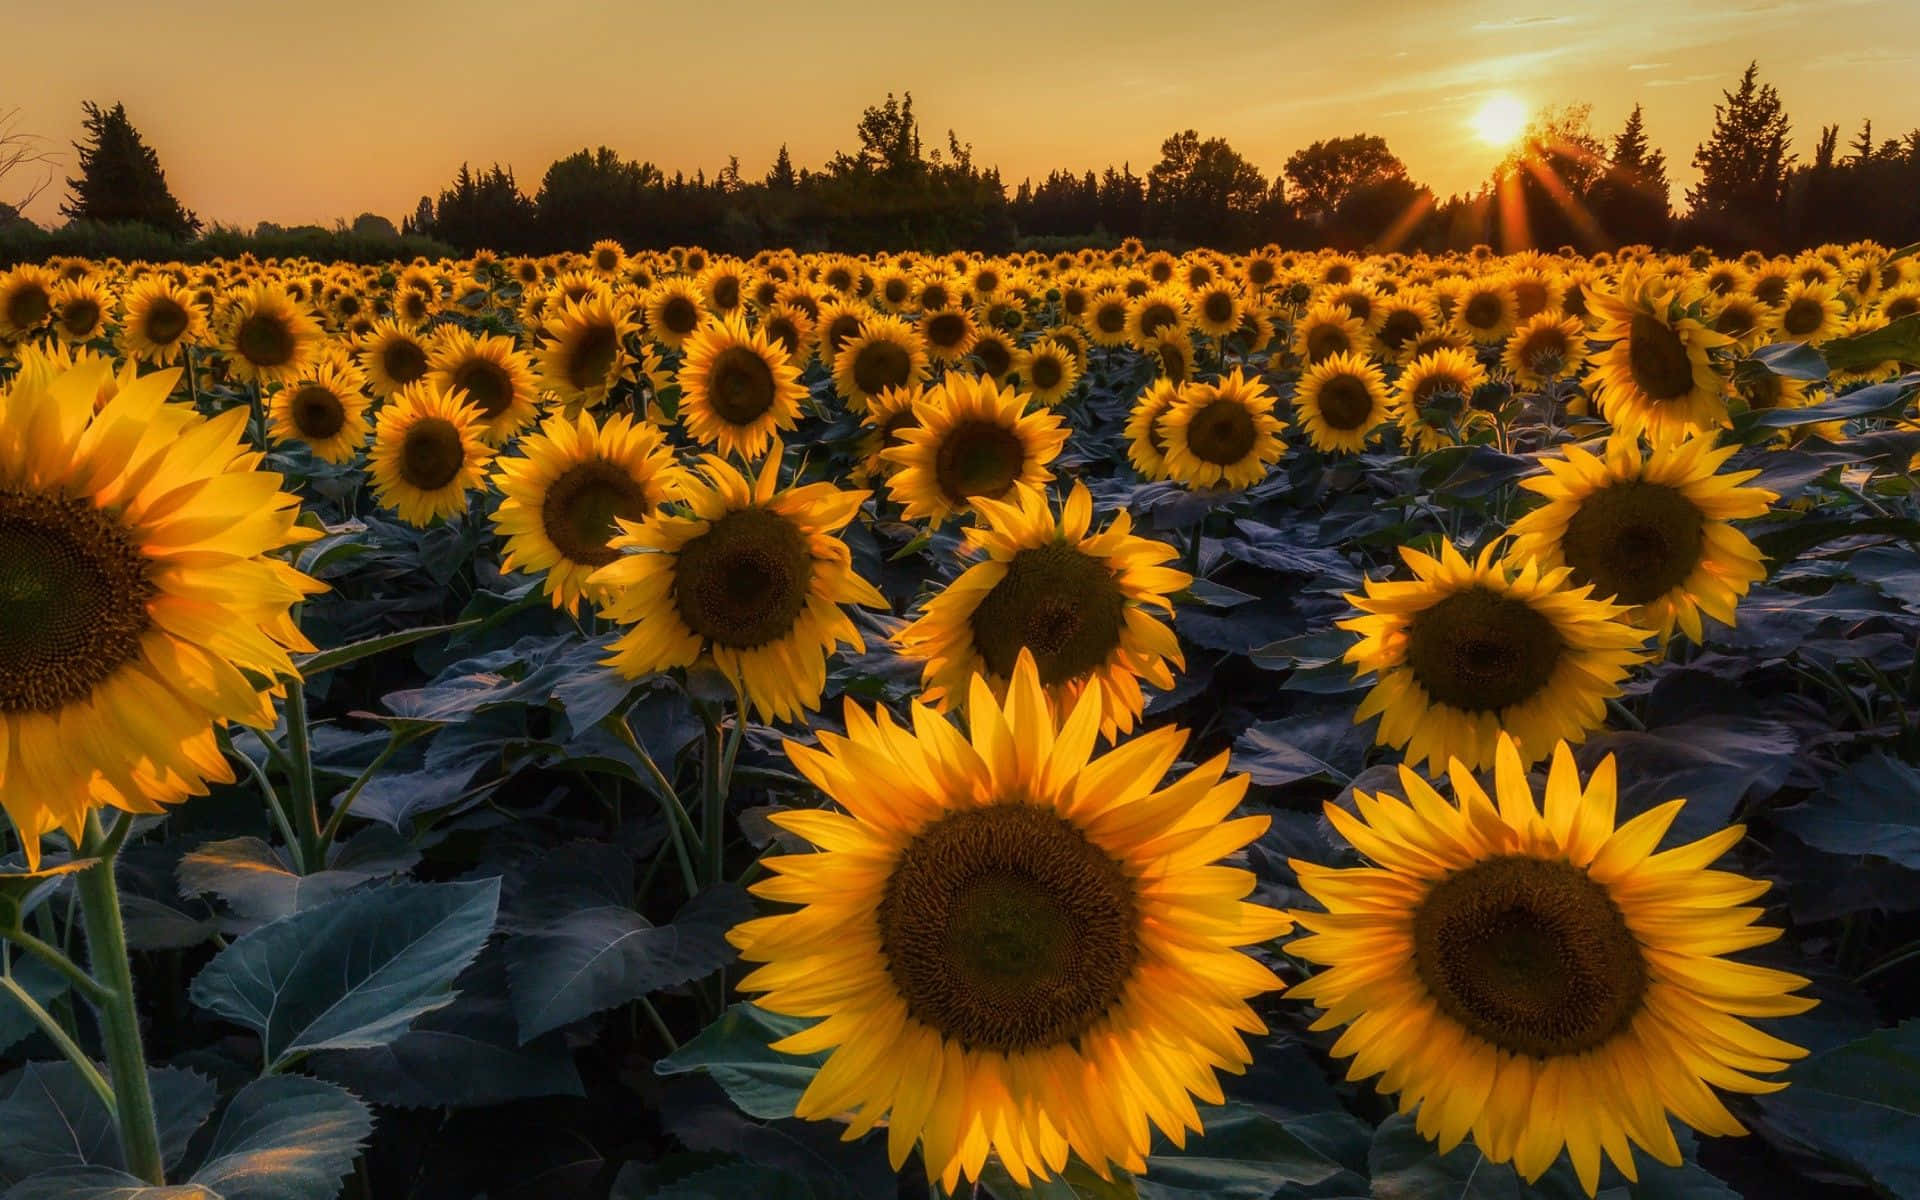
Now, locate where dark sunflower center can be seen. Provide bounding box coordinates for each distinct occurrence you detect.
[236,313,295,367]
[381,338,429,386]
[1249,259,1276,286]
[1315,375,1376,431]
[399,417,466,491]
[933,420,1026,506]
[1305,323,1351,363]
[566,321,619,391]
[974,338,1013,379]
[713,277,741,310]
[1203,292,1235,324]
[707,346,777,424]
[852,339,912,396]
[1713,305,1755,338]
[766,318,800,357]
[926,311,968,349]
[290,385,347,439]
[1885,296,1919,321]
[661,296,701,335]
[1185,398,1259,465]
[1464,293,1504,330]
[883,278,909,304]
[5,283,50,330]
[1157,342,1189,383]
[1781,298,1824,338]
[1379,309,1424,352]
[541,460,650,567]
[59,299,102,336]
[968,542,1126,685]
[1095,303,1127,334]
[1626,313,1695,400]
[1753,276,1788,306]
[451,358,514,417]
[1512,280,1548,320]
[1405,586,1563,712]
[0,491,155,713]
[1029,355,1064,391]
[1559,480,1705,606]
[878,804,1139,1052]
[824,315,861,356]
[672,506,812,648]
[142,297,191,345]
[1413,855,1646,1058]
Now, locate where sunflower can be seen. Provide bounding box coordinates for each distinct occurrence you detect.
[48,278,112,344]
[492,410,683,613]
[896,481,1188,738]
[1373,294,1441,363]
[730,649,1291,1190]
[1082,288,1133,348]
[698,261,750,317]
[832,314,929,413]
[367,382,495,526]
[1395,347,1491,452]
[1292,301,1370,365]
[219,283,323,387]
[269,357,371,464]
[0,360,322,864]
[425,327,539,444]
[1451,277,1520,344]
[117,277,207,366]
[357,318,435,398]
[885,375,1067,524]
[1502,312,1590,389]
[1341,541,1648,772]
[591,450,884,722]
[1294,351,1390,454]
[1585,274,1732,445]
[1156,367,1285,491]
[644,278,709,350]
[815,299,868,366]
[678,314,807,461]
[0,264,57,339]
[1772,280,1846,345]
[1015,336,1081,407]
[1288,734,1812,1196]
[1510,434,1774,644]
[1503,268,1565,322]
[1190,282,1244,338]
[1707,292,1769,350]
[761,301,816,363]
[1144,330,1196,385]
[588,239,626,277]
[1125,379,1184,480]
[1123,287,1188,349]
[535,293,640,409]
[854,383,927,482]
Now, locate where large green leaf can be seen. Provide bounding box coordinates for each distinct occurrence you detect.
[185,1076,373,1200]
[1775,754,1920,868]
[1,1167,213,1199]
[1133,1103,1343,1199]
[0,1062,215,1184]
[176,838,398,927]
[655,1004,823,1120]
[1820,316,1920,373]
[1762,1020,1920,1196]
[292,619,480,679]
[0,958,70,1055]
[188,878,498,1070]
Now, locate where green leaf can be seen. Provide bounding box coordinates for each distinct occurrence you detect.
[1775,754,1920,868]
[186,1076,373,1200]
[0,958,70,1055]
[0,1063,216,1184]
[0,859,99,930]
[981,1160,1139,1199]
[655,1003,822,1120]
[1753,515,1920,567]
[1738,341,1829,382]
[1366,1114,1528,1199]
[1743,376,1913,428]
[1134,1104,1342,1199]
[188,878,499,1070]
[1,1167,215,1199]
[1762,1020,1920,1196]
[176,838,398,926]
[1821,316,1920,373]
[292,619,480,679]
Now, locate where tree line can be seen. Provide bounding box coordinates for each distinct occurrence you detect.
[9,65,1920,262]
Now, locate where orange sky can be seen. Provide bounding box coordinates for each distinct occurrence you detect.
[8,0,1919,230]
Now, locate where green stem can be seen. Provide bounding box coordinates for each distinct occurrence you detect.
[317,730,416,856]
[223,731,302,867]
[1,927,113,1006]
[604,717,700,898]
[1606,698,1647,732]
[75,813,166,1186]
[285,683,322,874]
[0,972,116,1113]
[246,381,267,450]
[636,995,680,1052]
[182,345,202,410]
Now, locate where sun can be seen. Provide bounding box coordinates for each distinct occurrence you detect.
[1472,93,1529,146]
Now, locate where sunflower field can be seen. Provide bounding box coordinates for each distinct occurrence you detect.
[1,239,1919,1200]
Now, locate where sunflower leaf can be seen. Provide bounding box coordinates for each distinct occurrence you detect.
[293,619,481,679]
[1760,1020,1920,1197]
[185,1076,373,1200]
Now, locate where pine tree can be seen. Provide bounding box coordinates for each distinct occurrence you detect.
[1849,119,1875,164]
[59,101,199,237]
[1686,62,1792,246]
[765,144,797,190]
[1593,104,1670,247]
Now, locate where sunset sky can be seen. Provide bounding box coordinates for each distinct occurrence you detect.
[8,0,1919,229]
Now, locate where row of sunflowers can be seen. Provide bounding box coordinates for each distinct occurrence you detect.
[0,237,1916,1199]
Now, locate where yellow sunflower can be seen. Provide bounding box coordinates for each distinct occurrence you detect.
[1373,294,1442,363]
[0,360,322,864]
[644,278,709,350]
[832,313,929,412]
[117,277,208,366]
[1156,367,1285,490]
[220,283,323,387]
[590,450,885,722]
[1395,347,1490,453]
[1125,378,1185,480]
[677,314,807,461]
[48,278,112,344]
[1451,277,1520,344]
[534,293,640,410]
[367,382,495,526]
[731,649,1291,1190]
[1190,282,1245,337]
[761,301,816,364]
[884,374,1069,524]
[491,410,684,614]
[1125,287,1189,349]
[268,357,371,464]
[1340,540,1649,772]
[1294,351,1390,454]
[357,317,435,398]
[853,383,927,483]
[1015,336,1082,407]
[921,305,979,365]
[1502,312,1590,389]
[1082,288,1133,348]
[896,481,1188,738]
[1507,434,1775,644]
[0,264,57,339]
[1292,301,1370,365]
[1585,273,1733,445]
[426,327,539,445]
[969,328,1018,383]
[1772,280,1846,345]
[1288,734,1812,1196]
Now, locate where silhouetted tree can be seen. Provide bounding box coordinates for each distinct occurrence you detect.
[1284,135,1407,223]
[60,102,199,237]
[1591,104,1670,247]
[427,163,537,252]
[1,107,57,222]
[764,144,797,190]
[1145,130,1267,245]
[1686,63,1793,249]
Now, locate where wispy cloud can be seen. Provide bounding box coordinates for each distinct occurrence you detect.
[1626,62,1671,72]
[1643,73,1723,89]
[1471,14,1577,30]
[1805,47,1916,70]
